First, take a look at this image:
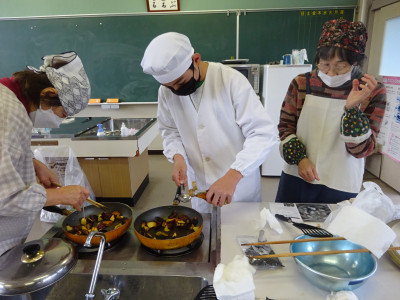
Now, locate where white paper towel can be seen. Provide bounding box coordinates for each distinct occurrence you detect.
[326,206,396,258]
[264,208,283,234]
[326,291,358,300]
[256,207,283,234]
[213,255,256,300]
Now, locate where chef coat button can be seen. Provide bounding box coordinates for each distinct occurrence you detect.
[205,157,210,162]
[199,125,204,129]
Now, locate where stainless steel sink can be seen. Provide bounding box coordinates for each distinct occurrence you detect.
[0,275,208,300]
[74,118,156,140]
[0,208,220,300]
[46,274,208,299]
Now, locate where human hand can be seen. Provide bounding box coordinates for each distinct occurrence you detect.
[298,158,320,182]
[33,159,58,188]
[45,185,90,211]
[345,74,377,109]
[206,169,242,207]
[172,154,188,187]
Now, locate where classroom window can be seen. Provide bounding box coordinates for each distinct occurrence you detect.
[379,16,400,76]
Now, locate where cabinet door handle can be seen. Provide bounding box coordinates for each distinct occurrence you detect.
[83,158,95,160]
[98,158,110,160]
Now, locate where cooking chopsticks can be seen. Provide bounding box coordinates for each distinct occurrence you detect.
[241,236,346,246]
[51,182,108,210]
[247,246,400,259]
[241,237,400,258]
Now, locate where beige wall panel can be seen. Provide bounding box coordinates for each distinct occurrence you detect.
[380,155,400,192]
[367,1,400,187]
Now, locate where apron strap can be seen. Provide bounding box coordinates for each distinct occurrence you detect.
[305,72,311,95]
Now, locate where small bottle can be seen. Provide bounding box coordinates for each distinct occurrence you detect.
[96,124,105,137]
[188,182,207,200]
[120,122,129,137]
[191,190,207,200]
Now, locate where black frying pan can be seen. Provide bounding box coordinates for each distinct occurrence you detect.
[134,205,203,250]
[45,202,132,246]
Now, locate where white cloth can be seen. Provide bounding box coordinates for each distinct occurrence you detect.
[283,94,364,193]
[157,62,278,213]
[213,255,256,300]
[326,205,396,258]
[141,32,194,84]
[0,85,47,256]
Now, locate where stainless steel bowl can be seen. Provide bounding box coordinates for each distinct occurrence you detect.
[290,235,377,292]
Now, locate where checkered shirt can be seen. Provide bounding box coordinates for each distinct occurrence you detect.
[0,84,46,256]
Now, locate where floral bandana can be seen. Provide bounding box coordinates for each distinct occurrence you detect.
[318,19,368,54]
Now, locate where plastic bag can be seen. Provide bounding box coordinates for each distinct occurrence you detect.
[33,146,95,223]
[237,235,284,270]
[352,181,396,224]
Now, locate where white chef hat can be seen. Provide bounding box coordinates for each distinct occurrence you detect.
[28,51,91,116]
[141,32,194,84]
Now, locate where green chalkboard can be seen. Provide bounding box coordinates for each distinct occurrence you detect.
[239,8,354,65]
[0,8,354,103]
[0,13,236,102]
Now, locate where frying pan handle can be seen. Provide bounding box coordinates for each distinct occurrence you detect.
[275,214,291,223]
[176,185,182,196]
[43,206,71,216]
[173,185,181,205]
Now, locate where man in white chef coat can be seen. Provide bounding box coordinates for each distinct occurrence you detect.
[141,32,277,213]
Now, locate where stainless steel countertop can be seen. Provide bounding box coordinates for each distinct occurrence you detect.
[32,117,156,141]
[41,206,221,284]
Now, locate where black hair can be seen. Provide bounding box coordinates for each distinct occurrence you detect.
[314,47,366,67]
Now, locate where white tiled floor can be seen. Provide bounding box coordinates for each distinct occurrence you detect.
[136,154,400,209]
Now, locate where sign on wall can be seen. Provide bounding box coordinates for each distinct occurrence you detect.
[377,76,400,162]
[147,0,180,12]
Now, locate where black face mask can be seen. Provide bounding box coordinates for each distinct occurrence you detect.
[168,63,200,96]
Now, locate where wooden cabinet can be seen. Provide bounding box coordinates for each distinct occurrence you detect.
[78,149,149,198]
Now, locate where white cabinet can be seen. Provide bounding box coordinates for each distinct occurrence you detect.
[261,64,312,176]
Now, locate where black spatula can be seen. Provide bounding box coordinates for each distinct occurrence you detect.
[275,214,333,238]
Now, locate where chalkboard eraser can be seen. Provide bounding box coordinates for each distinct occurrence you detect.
[106,98,119,103]
[89,98,101,104]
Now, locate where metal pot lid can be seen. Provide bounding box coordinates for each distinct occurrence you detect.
[0,238,77,296]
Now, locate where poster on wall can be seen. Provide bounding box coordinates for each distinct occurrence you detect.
[377,76,400,162]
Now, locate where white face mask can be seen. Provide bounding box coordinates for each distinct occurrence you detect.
[29,106,65,128]
[318,66,353,88]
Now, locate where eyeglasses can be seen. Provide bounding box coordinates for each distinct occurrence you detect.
[317,62,351,73]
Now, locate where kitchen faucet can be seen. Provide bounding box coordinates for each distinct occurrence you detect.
[84,232,120,300]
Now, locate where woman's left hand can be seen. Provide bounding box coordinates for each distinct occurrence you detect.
[345,73,377,109]
[33,159,58,188]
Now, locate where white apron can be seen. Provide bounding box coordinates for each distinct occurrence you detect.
[283,94,364,193]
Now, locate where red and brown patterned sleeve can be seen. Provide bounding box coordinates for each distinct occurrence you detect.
[278,74,308,140]
[345,82,387,158]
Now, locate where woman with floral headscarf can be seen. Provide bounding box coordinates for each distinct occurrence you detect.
[0,52,91,255]
[275,19,387,204]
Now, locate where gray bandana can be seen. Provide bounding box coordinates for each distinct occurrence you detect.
[29,51,91,116]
